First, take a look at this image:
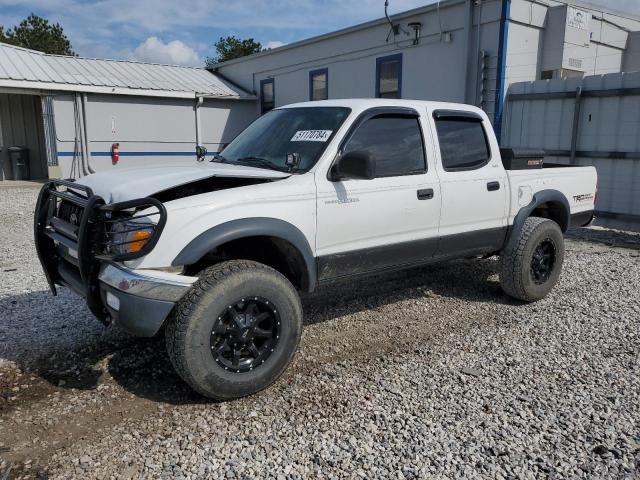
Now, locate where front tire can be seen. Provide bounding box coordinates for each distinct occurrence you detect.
[166,260,303,400]
[500,217,565,302]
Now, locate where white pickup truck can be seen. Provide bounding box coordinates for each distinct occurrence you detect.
[35,99,597,400]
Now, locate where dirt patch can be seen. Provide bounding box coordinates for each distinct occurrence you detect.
[0,261,504,477]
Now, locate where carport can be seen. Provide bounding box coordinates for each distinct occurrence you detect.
[0,42,257,181]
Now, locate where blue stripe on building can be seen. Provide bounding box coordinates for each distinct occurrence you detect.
[57,151,199,157]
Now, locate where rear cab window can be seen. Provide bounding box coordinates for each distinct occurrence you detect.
[433,111,491,171]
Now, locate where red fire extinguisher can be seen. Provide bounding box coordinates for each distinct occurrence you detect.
[111,143,120,165]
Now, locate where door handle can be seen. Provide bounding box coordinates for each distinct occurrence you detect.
[487,181,500,192]
[417,188,434,200]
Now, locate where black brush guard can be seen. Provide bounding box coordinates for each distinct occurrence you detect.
[34,179,167,322]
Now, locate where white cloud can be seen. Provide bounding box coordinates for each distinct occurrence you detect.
[265,41,285,50]
[131,37,201,66]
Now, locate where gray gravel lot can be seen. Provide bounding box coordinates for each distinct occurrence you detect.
[1,186,639,479]
[0,188,126,371]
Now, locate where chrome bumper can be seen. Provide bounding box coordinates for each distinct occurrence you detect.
[97,263,198,337]
[98,263,197,302]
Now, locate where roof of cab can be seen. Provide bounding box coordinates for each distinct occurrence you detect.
[279,98,488,117]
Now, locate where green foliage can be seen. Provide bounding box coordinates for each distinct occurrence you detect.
[0,14,75,55]
[205,36,262,67]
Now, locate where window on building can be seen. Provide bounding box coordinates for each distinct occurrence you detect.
[434,117,490,171]
[309,68,328,101]
[343,114,426,177]
[376,54,402,99]
[260,78,274,113]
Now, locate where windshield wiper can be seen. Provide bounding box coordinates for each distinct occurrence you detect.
[234,156,287,172]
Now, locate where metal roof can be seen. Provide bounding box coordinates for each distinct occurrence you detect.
[0,42,254,100]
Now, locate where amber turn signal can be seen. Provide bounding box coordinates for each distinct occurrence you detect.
[129,229,151,253]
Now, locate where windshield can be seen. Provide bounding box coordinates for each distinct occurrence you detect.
[215,107,351,172]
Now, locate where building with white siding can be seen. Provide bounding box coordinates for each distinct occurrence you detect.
[212,0,640,141]
[1,0,639,182]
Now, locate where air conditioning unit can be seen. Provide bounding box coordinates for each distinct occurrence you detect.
[541,5,591,76]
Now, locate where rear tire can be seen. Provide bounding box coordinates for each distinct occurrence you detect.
[165,260,302,400]
[500,217,564,302]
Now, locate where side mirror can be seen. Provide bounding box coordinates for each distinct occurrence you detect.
[330,150,375,181]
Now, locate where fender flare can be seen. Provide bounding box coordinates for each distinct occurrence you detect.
[172,217,317,291]
[505,189,570,251]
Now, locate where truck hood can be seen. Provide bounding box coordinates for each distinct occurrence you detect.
[76,162,290,203]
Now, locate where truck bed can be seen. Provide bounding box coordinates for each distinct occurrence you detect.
[506,165,598,224]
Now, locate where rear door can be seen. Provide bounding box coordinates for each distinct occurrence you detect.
[429,109,508,257]
[315,107,441,281]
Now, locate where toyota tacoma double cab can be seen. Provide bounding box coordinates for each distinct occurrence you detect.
[35,99,597,400]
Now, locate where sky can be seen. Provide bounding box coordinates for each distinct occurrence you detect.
[0,0,639,67]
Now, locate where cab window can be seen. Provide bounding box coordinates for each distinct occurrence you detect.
[435,118,490,171]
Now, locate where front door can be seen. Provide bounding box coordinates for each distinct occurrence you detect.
[315,108,441,281]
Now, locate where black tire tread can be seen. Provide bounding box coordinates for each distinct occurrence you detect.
[165,260,293,399]
[500,217,557,302]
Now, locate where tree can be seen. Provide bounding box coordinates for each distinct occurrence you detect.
[205,36,262,67]
[0,14,75,56]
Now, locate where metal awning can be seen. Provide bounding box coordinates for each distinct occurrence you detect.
[0,42,255,100]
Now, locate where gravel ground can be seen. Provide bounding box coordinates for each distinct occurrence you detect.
[0,188,126,371]
[1,186,639,479]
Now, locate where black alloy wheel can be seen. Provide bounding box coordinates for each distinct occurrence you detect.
[210,297,281,373]
[500,217,565,302]
[166,260,303,400]
[530,238,556,285]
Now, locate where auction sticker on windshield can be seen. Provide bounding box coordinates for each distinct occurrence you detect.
[290,130,332,142]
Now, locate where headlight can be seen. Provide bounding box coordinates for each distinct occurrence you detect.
[109,219,155,256]
[100,197,166,262]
